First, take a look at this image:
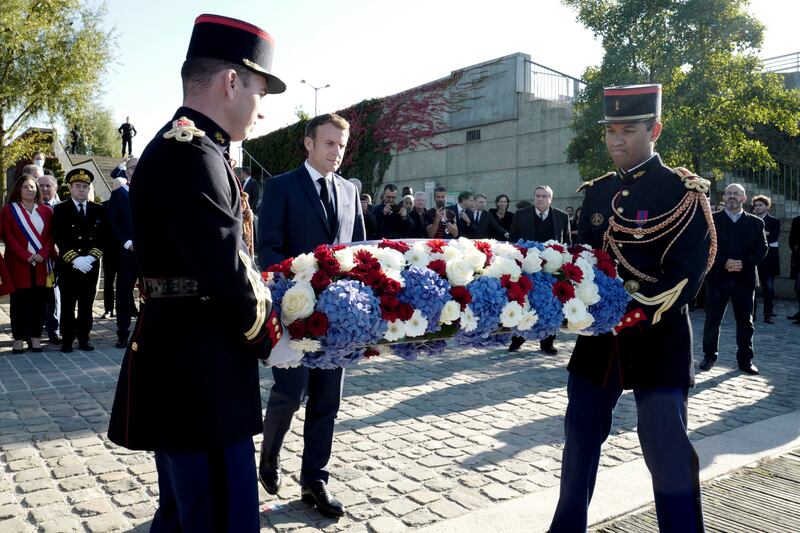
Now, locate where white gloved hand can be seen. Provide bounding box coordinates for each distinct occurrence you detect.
[84,255,97,265]
[72,257,92,273]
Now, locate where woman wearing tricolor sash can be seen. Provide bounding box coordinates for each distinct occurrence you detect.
[1,174,54,353]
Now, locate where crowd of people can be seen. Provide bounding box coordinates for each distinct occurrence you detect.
[0,155,139,354]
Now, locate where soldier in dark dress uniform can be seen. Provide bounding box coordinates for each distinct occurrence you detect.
[107,14,284,532]
[52,169,109,352]
[548,84,714,533]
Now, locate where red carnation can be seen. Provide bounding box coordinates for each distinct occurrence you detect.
[500,274,512,288]
[397,303,414,321]
[518,275,532,293]
[593,249,612,263]
[474,241,493,266]
[427,259,447,278]
[378,239,410,253]
[306,312,329,337]
[319,255,340,276]
[515,245,528,257]
[561,263,584,283]
[450,286,472,309]
[313,244,329,255]
[426,239,447,254]
[310,270,332,293]
[267,257,294,275]
[552,280,576,303]
[383,278,402,296]
[548,243,566,253]
[287,320,307,339]
[331,244,347,252]
[598,259,617,278]
[365,270,385,289]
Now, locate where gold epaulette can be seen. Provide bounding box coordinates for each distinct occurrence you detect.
[673,167,710,194]
[163,116,205,143]
[577,172,616,193]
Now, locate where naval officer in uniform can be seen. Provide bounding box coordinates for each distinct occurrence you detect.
[548,84,714,532]
[107,14,284,532]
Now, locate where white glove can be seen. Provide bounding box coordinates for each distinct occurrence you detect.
[84,255,97,265]
[72,257,92,273]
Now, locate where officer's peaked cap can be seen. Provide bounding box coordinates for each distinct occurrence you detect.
[599,84,661,124]
[65,168,94,185]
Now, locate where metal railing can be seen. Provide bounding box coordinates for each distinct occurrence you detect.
[722,156,800,218]
[526,60,585,103]
[763,52,800,73]
[239,146,272,182]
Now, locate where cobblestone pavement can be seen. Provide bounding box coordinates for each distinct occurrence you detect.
[0,300,798,532]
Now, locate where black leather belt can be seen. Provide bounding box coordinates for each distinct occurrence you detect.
[142,277,199,298]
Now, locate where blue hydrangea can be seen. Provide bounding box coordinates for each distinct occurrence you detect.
[315,279,386,351]
[521,272,563,340]
[455,276,507,342]
[391,339,448,360]
[268,275,293,322]
[398,266,452,333]
[455,332,512,349]
[303,348,365,369]
[514,240,546,252]
[585,268,631,334]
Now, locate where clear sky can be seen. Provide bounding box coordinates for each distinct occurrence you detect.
[101,0,798,148]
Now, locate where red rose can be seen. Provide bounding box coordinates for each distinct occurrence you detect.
[310,270,332,293]
[267,257,293,275]
[598,259,617,278]
[552,280,576,303]
[380,294,400,308]
[397,303,414,321]
[287,320,307,339]
[506,284,527,305]
[306,312,329,337]
[381,307,399,322]
[427,259,447,277]
[383,278,402,296]
[320,255,340,275]
[426,239,447,254]
[365,270,385,289]
[561,263,584,283]
[450,286,472,309]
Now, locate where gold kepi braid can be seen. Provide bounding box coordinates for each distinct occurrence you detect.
[603,190,716,283]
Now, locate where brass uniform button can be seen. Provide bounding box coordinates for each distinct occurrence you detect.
[624,279,641,294]
[131,342,138,352]
[616,207,624,214]
[621,190,630,196]
[272,316,278,325]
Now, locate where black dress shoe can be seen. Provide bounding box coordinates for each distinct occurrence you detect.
[115,333,129,349]
[61,344,73,353]
[508,336,525,352]
[301,480,345,518]
[764,316,774,324]
[48,335,62,344]
[11,347,26,355]
[78,342,95,352]
[540,343,558,355]
[738,363,759,375]
[258,455,281,495]
[698,357,716,371]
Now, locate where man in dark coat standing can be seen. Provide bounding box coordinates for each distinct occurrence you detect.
[508,185,571,354]
[751,195,780,323]
[257,113,364,518]
[107,14,284,532]
[549,84,712,533]
[700,184,768,374]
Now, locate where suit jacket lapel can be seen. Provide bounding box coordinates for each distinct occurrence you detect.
[297,164,332,238]
[553,211,562,241]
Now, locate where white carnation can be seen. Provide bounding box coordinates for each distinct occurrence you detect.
[446,258,475,286]
[460,306,479,333]
[280,282,317,323]
[522,249,543,274]
[579,249,598,266]
[482,256,522,281]
[541,247,564,273]
[517,310,539,331]
[575,257,596,282]
[383,319,406,342]
[405,243,432,268]
[499,301,525,328]
[563,297,589,326]
[377,248,406,272]
[288,338,322,353]
[404,309,429,337]
[576,281,601,306]
[439,300,461,325]
[443,246,462,262]
[291,253,317,279]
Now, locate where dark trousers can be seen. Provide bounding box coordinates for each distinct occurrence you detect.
[261,366,344,484]
[702,279,755,365]
[115,249,138,337]
[151,437,259,533]
[755,271,775,318]
[45,286,59,338]
[549,367,704,532]
[103,251,118,315]
[59,267,100,344]
[10,286,47,340]
[121,137,132,157]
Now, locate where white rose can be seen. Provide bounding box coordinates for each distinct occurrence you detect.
[280,282,317,323]
[384,319,406,342]
[522,249,543,274]
[291,253,317,279]
[404,309,429,337]
[443,246,462,262]
[567,313,595,333]
[439,300,461,325]
[446,258,475,286]
[483,256,521,281]
[334,248,355,272]
[499,301,525,328]
[460,306,479,333]
[465,249,487,270]
[517,310,539,331]
[491,241,523,262]
[576,281,601,306]
[377,248,406,272]
[541,247,564,273]
[563,297,588,326]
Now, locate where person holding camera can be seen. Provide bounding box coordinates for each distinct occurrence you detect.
[373,183,413,239]
[425,185,459,239]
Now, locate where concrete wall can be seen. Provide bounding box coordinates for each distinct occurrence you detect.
[380,53,584,211]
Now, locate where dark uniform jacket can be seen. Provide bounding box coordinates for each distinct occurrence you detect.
[707,210,768,288]
[52,200,107,273]
[757,213,780,276]
[790,216,800,280]
[510,206,571,244]
[108,107,277,452]
[569,154,714,389]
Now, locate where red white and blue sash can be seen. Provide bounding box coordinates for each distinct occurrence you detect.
[10,202,52,273]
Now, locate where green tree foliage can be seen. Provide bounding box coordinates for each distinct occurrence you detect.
[564,0,800,181]
[66,106,119,156]
[0,0,113,198]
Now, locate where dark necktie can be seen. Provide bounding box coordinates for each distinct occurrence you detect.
[317,177,337,234]
[539,212,545,222]
[475,211,480,223]
[79,203,85,217]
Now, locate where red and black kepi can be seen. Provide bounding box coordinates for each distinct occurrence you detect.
[599,84,661,124]
[186,14,286,94]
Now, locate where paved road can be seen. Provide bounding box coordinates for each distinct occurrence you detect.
[0,300,798,532]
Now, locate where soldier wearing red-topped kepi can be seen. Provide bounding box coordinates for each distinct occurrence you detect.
[548,84,714,532]
[107,14,285,532]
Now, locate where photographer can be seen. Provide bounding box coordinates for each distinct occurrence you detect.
[425,186,458,239]
[373,183,413,239]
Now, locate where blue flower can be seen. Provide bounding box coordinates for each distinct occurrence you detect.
[585,268,631,334]
[521,272,563,340]
[398,266,452,333]
[391,339,448,360]
[455,332,512,349]
[515,240,545,252]
[455,276,507,342]
[268,275,293,322]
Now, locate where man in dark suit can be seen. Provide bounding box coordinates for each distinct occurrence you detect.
[258,113,364,518]
[52,169,109,353]
[373,183,412,238]
[473,194,509,239]
[107,15,283,532]
[790,215,800,323]
[751,195,780,323]
[549,84,711,532]
[118,116,137,157]
[508,185,571,354]
[701,184,768,375]
[106,158,140,348]
[239,166,261,212]
[447,191,477,238]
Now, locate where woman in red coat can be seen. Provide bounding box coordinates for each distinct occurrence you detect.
[1,175,54,353]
